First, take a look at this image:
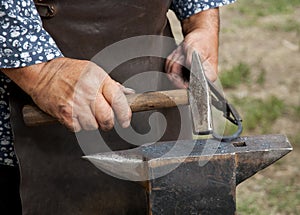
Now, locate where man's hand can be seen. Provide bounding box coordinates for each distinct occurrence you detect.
[166,8,219,88]
[2,57,132,132]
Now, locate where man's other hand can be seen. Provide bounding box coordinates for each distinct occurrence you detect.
[165,8,219,88]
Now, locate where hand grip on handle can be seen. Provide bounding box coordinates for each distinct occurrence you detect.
[22,89,189,126]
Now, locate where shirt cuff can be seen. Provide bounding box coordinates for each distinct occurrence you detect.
[171,0,236,20]
[0,0,63,69]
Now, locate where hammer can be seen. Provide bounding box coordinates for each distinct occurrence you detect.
[23,52,239,137]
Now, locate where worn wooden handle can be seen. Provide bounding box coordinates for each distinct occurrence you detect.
[22,89,189,126]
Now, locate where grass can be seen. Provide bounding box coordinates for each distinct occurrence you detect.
[264,18,300,33]
[282,19,300,32]
[237,195,262,214]
[237,96,284,132]
[294,105,300,119]
[237,178,300,215]
[256,69,266,86]
[220,62,251,89]
[236,0,300,17]
[228,0,300,28]
[223,96,285,134]
[262,18,300,34]
[290,134,300,146]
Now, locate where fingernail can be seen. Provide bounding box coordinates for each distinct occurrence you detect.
[124,87,135,94]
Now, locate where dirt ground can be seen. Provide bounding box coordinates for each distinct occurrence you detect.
[168,2,300,214]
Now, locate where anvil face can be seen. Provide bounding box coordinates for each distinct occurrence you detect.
[84,134,292,182]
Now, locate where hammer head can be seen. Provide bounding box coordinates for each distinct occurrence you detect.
[188,51,213,135]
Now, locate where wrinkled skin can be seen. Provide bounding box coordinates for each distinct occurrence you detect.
[3,57,132,132]
[165,8,219,88]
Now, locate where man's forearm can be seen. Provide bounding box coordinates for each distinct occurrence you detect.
[181,8,220,36]
[2,64,46,96]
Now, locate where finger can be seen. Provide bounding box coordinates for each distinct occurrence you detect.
[57,105,82,132]
[167,73,188,89]
[167,55,188,89]
[92,94,115,131]
[102,78,131,128]
[182,40,203,67]
[171,55,185,76]
[116,82,136,95]
[168,49,184,73]
[62,117,82,132]
[166,53,186,87]
[184,45,195,67]
[76,106,99,131]
[122,87,135,95]
[165,49,177,74]
[165,45,184,74]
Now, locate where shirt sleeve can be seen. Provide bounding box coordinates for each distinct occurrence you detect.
[0,0,63,69]
[171,0,236,20]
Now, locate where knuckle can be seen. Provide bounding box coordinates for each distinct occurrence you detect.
[122,110,132,122]
[65,121,81,132]
[112,91,125,104]
[97,112,114,131]
[58,105,73,118]
[72,126,82,133]
[82,120,99,131]
[99,119,114,131]
[118,110,132,128]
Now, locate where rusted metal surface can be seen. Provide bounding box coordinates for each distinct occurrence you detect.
[86,134,292,215]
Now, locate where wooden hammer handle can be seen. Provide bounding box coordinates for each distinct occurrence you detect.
[22,89,189,126]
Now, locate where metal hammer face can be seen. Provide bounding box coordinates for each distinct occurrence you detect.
[188,51,213,135]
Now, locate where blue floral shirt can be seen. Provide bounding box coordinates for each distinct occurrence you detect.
[0,0,235,166]
[171,0,236,20]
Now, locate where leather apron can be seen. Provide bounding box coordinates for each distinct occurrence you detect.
[9,1,192,214]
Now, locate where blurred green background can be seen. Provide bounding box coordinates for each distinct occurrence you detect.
[169,0,300,214]
[220,1,300,214]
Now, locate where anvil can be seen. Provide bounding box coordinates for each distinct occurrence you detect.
[85,134,292,215]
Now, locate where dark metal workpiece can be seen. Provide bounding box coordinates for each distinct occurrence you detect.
[86,134,292,215]
[207,79,243,142]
